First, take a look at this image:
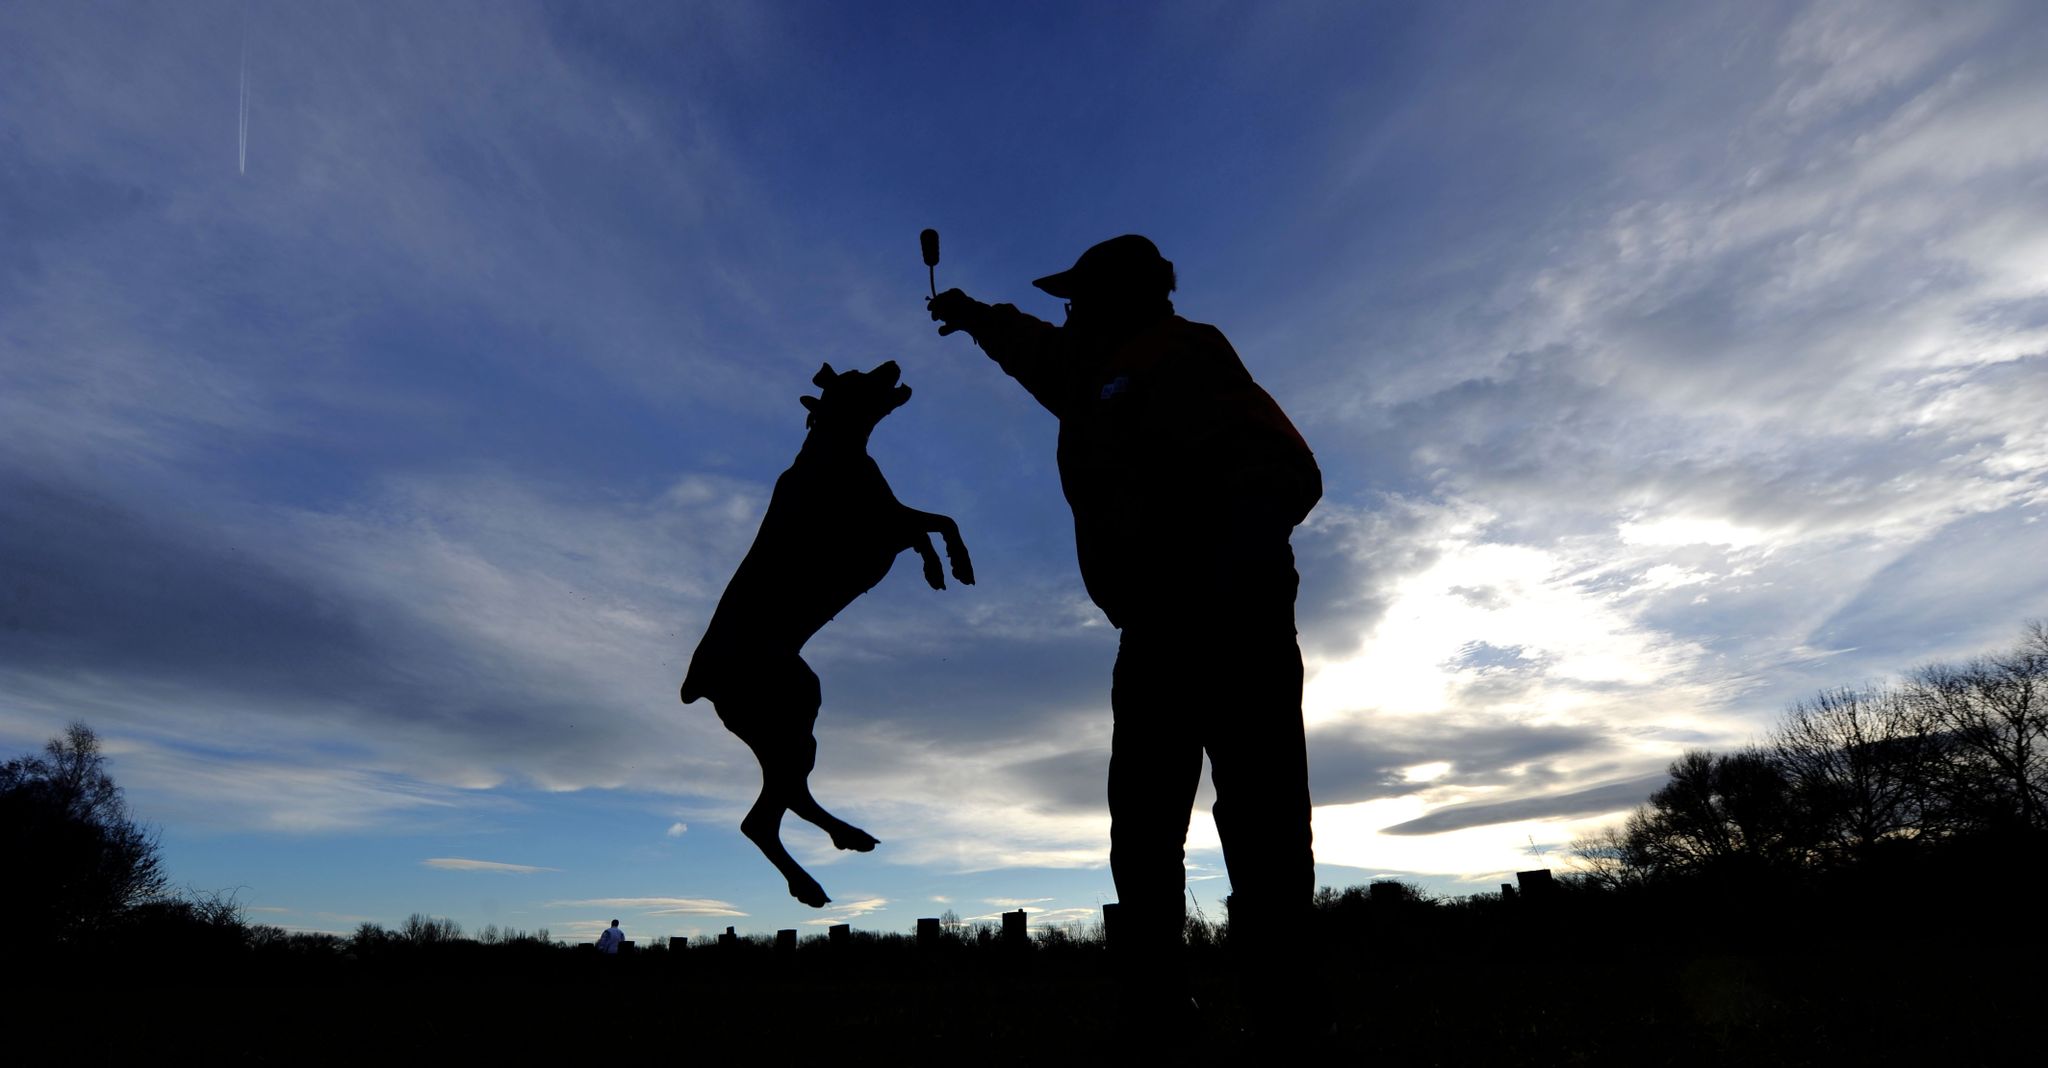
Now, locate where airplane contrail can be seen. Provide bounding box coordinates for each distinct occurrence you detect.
[237,17,248,175]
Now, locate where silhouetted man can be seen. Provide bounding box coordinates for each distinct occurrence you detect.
[929,235,1323,1038]
[596,919,624,954]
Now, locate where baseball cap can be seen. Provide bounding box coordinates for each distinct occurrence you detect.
[1032,234,1176,300]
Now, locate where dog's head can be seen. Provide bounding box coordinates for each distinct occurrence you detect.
[800,361,912,432]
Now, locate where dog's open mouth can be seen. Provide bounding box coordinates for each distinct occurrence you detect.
[874,360,910,405]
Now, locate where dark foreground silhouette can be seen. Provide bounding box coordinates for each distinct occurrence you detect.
[29,860,2046,1066]
[681,361,971,907]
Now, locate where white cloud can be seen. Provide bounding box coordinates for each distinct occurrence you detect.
[100,730,487,834]
[799,897,891,927]
[1618,516,1775,550]
[1401,762,1452,784]
[666,822,689,837]
[422,858,560,874]
[547,897,748,917]
[1304,514,1721,729]
[1773,1,2001,120]
[1311,799,1627,881]
[1024,907,1102,930]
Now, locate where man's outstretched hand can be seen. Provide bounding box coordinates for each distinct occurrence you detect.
[928,288,984,337]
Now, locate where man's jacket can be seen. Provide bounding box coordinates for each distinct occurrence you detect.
[967,305,1321,630]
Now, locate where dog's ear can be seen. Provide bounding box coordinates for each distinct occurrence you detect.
[813,363,836,388]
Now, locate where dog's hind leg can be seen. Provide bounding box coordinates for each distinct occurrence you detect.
[728,658,875,907]
[718,661,831,907]
[774,730,881,854]
[774,659,880,853]
[739,766,831,908]
[726,756,877,911]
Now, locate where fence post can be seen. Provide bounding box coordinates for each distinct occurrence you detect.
[1003,909,1028,946]
[1516,868,1556,903]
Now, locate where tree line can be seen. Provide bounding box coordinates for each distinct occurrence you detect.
[1571,620,2048,889]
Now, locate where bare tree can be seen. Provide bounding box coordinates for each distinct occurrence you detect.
[399,913,464,944]
[352,920,391,949]
[1908,621,2048,835]
[1622,748,1799,877]
[1566,824,1652,891]
[1771,684,1945,861]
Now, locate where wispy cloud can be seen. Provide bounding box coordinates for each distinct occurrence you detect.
[1379,774,1670,836]
[548,897,747,917]
[423,858,560,874]
[1023,907,1101,930]
[799,897,890,927]
[272,923,361,937]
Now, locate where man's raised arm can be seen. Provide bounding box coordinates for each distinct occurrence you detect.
[929,289,1069,416]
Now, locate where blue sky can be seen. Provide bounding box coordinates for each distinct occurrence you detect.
[4,0,2046,944]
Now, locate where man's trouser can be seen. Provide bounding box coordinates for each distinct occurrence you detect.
[1107,612,1316,1029]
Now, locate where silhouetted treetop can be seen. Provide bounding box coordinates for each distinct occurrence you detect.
[0,723,166,949]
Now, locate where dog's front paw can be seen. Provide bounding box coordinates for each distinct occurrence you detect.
[952,558,975,586]
[923,559,946,590]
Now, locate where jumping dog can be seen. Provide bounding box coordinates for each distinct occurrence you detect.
[681,360,972,907]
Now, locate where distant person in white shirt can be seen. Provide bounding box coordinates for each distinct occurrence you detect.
[596,919,624,954]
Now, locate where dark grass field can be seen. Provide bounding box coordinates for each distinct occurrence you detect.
[25,882,2037,1066]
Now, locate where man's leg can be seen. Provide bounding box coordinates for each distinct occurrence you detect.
[1204,626,1323,1038]
[1108,627,1206,1027]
